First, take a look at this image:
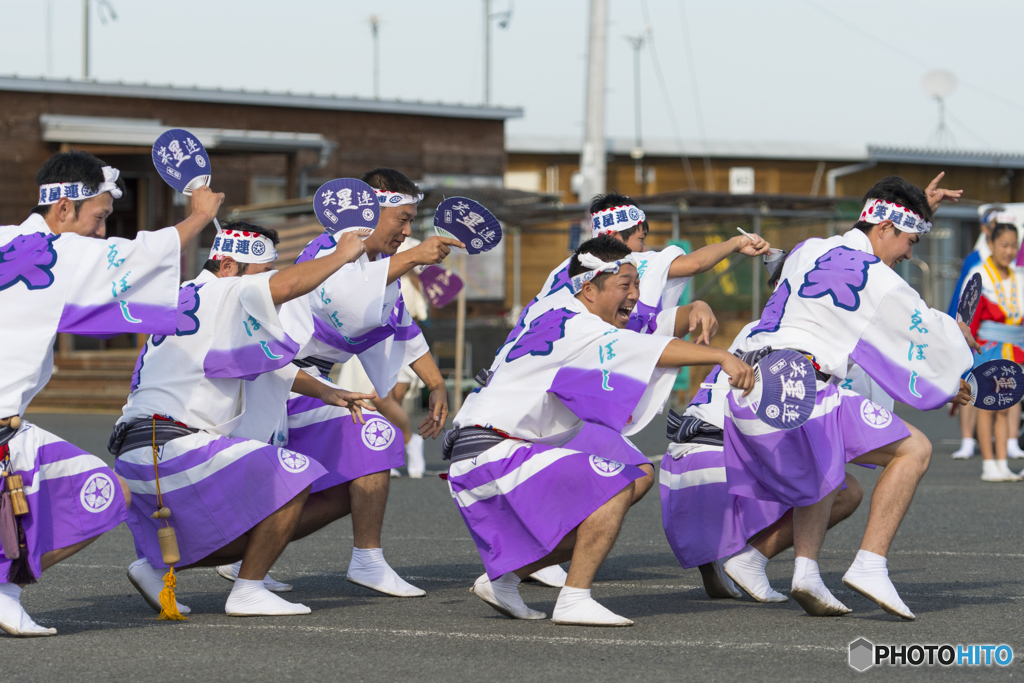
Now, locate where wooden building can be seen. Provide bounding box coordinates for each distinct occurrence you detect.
[0,75,520,410]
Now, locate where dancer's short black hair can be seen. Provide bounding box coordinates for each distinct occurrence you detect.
[31,150,126,217]
[991,223,1019,244]
[203,221,280,275]
[589,192,648,242]
[361,167,421,197]
[853,176,932,235]
[569,234,632,290]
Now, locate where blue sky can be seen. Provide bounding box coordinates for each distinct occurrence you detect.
[3,0,1022,150]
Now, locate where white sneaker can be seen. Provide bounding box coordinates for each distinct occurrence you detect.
[215,561,293,592]
[0,584,56,637]
[406,434,426,479]
[526,564,568,588]
[471,573,546,620]
[1007,439,1024,459]
[951,438,975,459]
[127,558,191,615]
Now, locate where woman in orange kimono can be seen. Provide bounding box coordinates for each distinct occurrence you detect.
[968,222,1024,482]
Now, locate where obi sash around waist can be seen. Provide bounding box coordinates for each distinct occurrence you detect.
[978,320,1024,346]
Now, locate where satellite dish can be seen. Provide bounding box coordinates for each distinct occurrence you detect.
[922,70,957,99]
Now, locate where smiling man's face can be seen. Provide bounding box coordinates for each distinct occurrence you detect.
[579,263,640,328]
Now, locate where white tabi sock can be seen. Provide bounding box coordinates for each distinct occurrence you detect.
[997,459,1023,481]
[981,459,1011,482]
[225,578,310,616]
[0,583,56,637]
[552,586,633,626]
[951,437,975,459]
[790,556,851,617]
[843,549,914,620]
[471,572,546,620]
[215,560,293,592]
[527,564,568,588]
[127,558,191,615]
[406,434,426,479]
[346,547,425,597]
[724,544,787,603]
[1006,438,1024,459]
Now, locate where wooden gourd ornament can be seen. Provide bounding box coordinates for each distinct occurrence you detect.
[151,417,186,620]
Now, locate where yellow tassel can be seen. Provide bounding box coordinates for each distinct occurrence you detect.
[157,566,188,621]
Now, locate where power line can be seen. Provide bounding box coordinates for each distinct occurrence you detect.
[945,107,991,149]
[639,0,697,190]
[675,0,714,190]
[800,0,1024,117]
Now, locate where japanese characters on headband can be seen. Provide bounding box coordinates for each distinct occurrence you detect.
[374,189,424,207]
[859,198,932,235]
[37,166,123,205]
[209,229,278,264]
[590,205,646,238]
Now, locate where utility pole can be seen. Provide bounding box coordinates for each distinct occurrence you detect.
[483,1,511,105]
[484,0,491,104]
[81,0,117,80]
[82,0,90,79]
[579,0,607,202]
[626,35,645,190]
[369,15,380,99]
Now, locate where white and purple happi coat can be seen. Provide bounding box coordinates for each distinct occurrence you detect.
[294,234,428,397]
[522,246,687,337]
[0,215,181,580]
[660,320,891,568]
[724,228,972,509]
[253,234,424,483]
[450,296,678,579]
[114,270,325,568]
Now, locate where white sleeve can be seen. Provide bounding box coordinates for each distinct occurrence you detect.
[58,227,181,336]
[850,279,973,410]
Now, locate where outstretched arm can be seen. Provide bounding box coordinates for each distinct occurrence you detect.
[386,237,465,284]
[667,234,771,279]
[656,340,754,394]
[268,230,369,305]
[174,186,225,248]
[673,301,718,344]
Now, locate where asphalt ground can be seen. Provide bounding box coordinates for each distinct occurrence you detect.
[4,405,1022,682]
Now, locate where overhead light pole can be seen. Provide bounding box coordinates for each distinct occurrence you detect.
[579,0,607,202]
[369,15,380,99]
[483,0,512,105]
[82,0,117,80]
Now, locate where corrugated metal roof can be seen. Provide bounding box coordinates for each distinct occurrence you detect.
[39,114,331,152]
[507,135,868,161]
[508,136,1024,168]
[868,145,1024,168]
[0,75,523,121]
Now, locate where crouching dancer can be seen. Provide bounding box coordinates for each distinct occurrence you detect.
[110,228,371,617]
[0,151,223,636]
[445,235,755,626]
[725,176,975,620]
[661,322,870,603]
